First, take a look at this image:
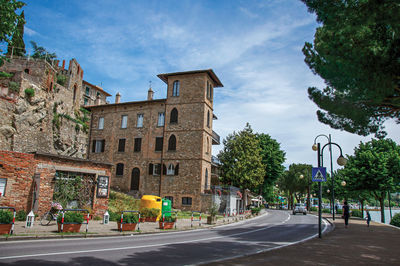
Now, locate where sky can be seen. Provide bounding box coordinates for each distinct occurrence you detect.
[14,0,400,169]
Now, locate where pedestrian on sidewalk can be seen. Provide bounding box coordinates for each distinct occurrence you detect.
[343,201,350,228]
[366,210,371,227]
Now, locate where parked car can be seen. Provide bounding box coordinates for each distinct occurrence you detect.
[293,203,307,215]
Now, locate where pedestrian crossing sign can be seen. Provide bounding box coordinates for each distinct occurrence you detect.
[312,167,327,182]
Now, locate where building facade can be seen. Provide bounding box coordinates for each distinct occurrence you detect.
[87,70,222,211]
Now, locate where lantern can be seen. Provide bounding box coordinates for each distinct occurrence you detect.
[103,210,109,225]
[26,211,35,228]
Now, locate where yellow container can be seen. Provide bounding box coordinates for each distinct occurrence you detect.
[139,195,162,221]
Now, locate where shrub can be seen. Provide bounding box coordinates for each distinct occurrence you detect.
[109,191,117,200]
[57,211,84,224]
[108,211,120,222]
[0,210,13,224]
[122,213,139,224]
[310,207,318,212]
[322,208,331,213]
[208,204,218,217]
[390,213,400,228]
[93,216,102,221]
[351,209,363,218]
[251,207,261,215]
[163,216,176,222]
[16,210,27,221]
[0,71,13,78]
[336,209,343,214]
[24,87,35,98]
[56,74,67,86]
[141,208,159,218]
[8,81,20,93]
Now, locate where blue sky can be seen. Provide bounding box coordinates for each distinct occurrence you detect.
[17,0,400,168]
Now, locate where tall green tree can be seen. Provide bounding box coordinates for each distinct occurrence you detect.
[277,163,312,209]
[302,0,400,138]
[256,133,286,201]
[0,0,25,65]
[6,10,25,56]
[218,123,265,192]
[341,138,400,222]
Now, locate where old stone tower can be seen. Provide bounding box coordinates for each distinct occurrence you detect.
[88,70,222,211]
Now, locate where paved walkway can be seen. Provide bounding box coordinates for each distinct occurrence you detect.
[207,214,400,266]
[0,214,250,240]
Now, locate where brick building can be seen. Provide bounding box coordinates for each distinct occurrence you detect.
[87,69,222,211]
[0,150,112,216]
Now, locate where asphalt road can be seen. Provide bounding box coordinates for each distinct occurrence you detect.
[0,210,329,265]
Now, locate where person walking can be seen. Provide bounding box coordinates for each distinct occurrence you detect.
[343,201,350,228]
[366,210,371,227]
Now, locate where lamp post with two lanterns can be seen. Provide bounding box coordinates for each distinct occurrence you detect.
[312,135,347,238]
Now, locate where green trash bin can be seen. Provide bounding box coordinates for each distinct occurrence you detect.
[162,198,172,217]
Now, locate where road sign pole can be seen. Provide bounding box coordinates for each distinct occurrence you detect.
[318,143,322,239]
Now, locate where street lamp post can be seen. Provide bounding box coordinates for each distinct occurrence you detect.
[313,135,347,238]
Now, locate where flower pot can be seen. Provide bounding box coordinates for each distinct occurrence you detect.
[145,217,157,222]
[0,224,12,235]
[159,221,174,229]
[117,222,137,231]
[57,223,82,233]
[207,216,217,225]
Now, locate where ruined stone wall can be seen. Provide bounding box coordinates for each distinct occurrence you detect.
[0,58,90,159]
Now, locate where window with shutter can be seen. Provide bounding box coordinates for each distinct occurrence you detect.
[116,163,124,176]
[118,139,126,152]
[134,138,142,152]
[155,137,163,151]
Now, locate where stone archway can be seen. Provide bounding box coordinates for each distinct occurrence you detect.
[131,168,140,190]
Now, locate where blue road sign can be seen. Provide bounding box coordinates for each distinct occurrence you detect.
[312,167,327,182]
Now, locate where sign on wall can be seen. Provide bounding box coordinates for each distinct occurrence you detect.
[96,175,109,198]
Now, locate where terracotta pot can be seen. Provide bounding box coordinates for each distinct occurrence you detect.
[57,223,82,233]
[117,222,137,231]
[159,221,174,229]
[0,224,12,235]
[145,217,157,222]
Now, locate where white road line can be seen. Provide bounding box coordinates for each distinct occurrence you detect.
[0,213,302,261]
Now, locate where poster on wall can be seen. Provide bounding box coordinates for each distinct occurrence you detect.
[97,176,109,198]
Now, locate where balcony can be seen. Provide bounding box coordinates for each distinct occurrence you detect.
[212,130,220,145]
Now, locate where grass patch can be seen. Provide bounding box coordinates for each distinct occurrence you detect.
[108,190,140,213]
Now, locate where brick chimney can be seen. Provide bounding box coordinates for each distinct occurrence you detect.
[147,88,154,101]
[115,92,121,104]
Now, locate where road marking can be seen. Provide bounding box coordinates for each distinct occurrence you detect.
[0,213,304,261]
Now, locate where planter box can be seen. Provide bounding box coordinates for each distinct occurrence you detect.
[207,216,217,225]
[159,221,174,229]
[0,224,12,235]
[145,217,157,222]
[117,222,137,231]
[57,223,82,233]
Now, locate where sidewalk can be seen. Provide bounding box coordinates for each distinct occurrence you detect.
[207,214,400,266]
[0,214,249,241]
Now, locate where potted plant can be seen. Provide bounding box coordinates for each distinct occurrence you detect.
[117,212,139,231]
[141,208,160,222]
[159,216,176,229]
[0,210,13,235]
[57,211,84,233]
[207,204,218,225]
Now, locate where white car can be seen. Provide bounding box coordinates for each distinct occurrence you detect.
[293,203,307,215]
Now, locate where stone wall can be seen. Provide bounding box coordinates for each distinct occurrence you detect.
[0,150,112,216]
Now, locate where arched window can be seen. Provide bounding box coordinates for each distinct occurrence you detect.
[205,169,208,189]
[207,110,210,128]
[170,108,178,124]
[167,164,175,175]
[116,163,124,176]
[172,80,180,96]
[168,135,176,151]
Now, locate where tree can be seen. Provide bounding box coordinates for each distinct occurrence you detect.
[0,0,25,65]
[302,0,400,138]
[6,10,25,56]
[277,164,312,209]
[340,138,400,222]
[30,41,57,63]
[256,133,286,201]
[218,123,265,192]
